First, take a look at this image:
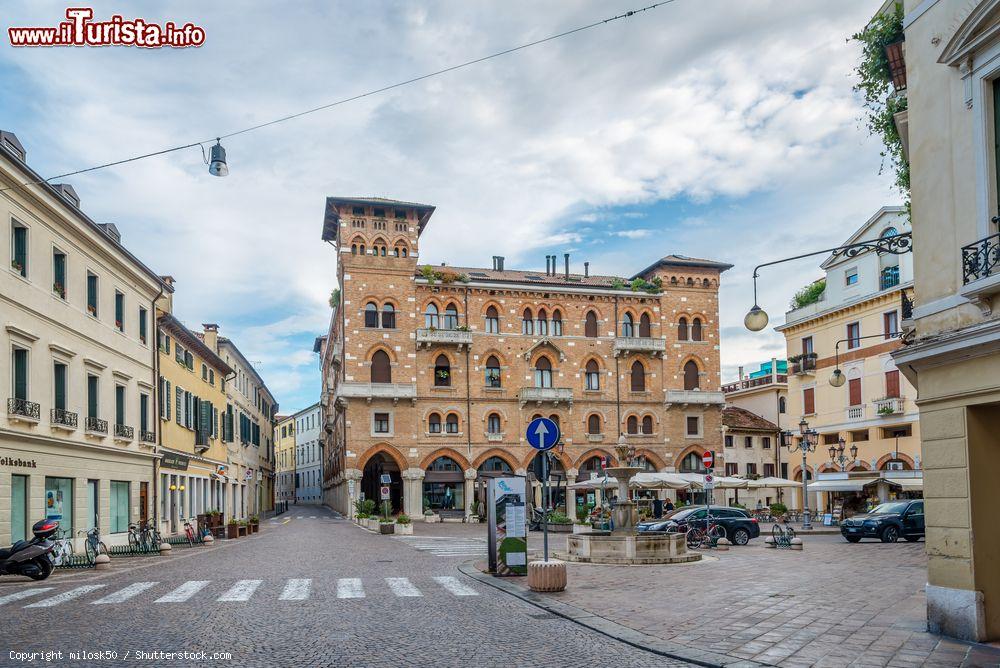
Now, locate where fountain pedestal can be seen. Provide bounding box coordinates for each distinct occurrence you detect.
[606,466,642,534]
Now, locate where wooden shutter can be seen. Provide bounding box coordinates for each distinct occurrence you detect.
[175,387,182,424]
[848,378,862,406]
[803,387,815,415]
[630,361,645,391]
[200,400,212,435]
[585,311,598,337]
[54,364,66,409]
[683,361,699,390]
[885,370,900,398]
[13,349,28,400]
[165,381,171,420]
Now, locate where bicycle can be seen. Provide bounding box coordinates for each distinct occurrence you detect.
[127,522,142,549]
[78,527,108,563]
[772,517,796,544]
[51,528,74,566]
[183,521,197,546]
[685,522,727,549]
[141,521,161,550]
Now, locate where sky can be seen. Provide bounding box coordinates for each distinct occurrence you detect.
[0,1,902,414]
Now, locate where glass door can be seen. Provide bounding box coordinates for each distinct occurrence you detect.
[10,475,28,543]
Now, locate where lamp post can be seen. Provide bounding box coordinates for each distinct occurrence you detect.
[783,418,818,530]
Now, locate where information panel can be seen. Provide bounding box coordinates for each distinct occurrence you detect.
[487,476,527,576]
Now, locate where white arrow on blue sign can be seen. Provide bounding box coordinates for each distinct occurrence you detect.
[526,417,560,451]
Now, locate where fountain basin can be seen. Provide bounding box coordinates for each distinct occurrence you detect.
[560,531,701,565]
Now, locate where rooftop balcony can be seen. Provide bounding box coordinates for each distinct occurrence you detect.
[416,328,472,348]
[665,390,725,407]
[721,374,788,394]
[338,382,417,405]
[7,398,40,423]
[518,387,573,408]
[613,337,666,357]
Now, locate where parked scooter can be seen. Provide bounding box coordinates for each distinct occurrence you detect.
[0,519,58,581]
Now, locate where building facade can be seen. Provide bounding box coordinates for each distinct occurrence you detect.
[777,207,921,514]
[723,358,791,432]
[275,414,295,504]
[293,403,322,504]
[1,130,168,549]
[318,196,731,521]
[889,0,1000,642]
[720,406,782,509]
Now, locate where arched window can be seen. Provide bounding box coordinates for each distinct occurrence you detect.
[381,304,396,329]
[428,413,442,434]
[585,310,599,337]
[686,278,694,286]
[401,247,408,258]
[480,456,512,473]
[630,360,646,391]
[678,317,689,341]
[548,414,559,427]
[639,313,651,338]
[587,414,601,434]
[642,415,653,435]
[692,317,703,341]
[364,302,379,328]
[351,244,357,255]
[485,355,501,388]
[670,276,678,285]
[485,306,499,333]
[552,310,563,336]
[680,452,703,472]
[445,413,459,434]
[627,415,639,434]
[424,303,439,329]
[778,396,787,414]
[683,360,700,390]
[370,350,391,383]
[428,456,461,471]
[881,226,898,238]
[522,308,534,335]
[621,313,634,337]
[434,354,451,387]
[487,413,501,434]
[359,244,366,255]
[392,246,399,257]
[702,278,710,287]
[443,304,459,330]
[585,359,600,390]
[534,357,552,388]
[537,308,548,336]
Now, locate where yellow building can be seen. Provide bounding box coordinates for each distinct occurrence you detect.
[777,208,921,516]
[155,302,234,534]
[275,415,296,505]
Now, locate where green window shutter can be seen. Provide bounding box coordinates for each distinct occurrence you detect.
[115,385,125,424]
[87,376,99,418]
[53,252,65,289]
[140,394,148,432]
[12,226,27,276]
[87,274,97,312]
[165,380,171,420]
[213,407,219,439]
[115,293,124,328]
[175,387,182,425]
[12,349,28,400]
[200,400,212,436]
[139,308,147,341]
[54,363,66,410]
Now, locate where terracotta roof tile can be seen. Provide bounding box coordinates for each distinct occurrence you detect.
[722,406,779,432]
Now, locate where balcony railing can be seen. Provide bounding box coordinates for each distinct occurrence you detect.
[880,266,900,291]
[50,408,78,429]
[140,430,156,444]
[416,328,472,348]
[962,232,1000,284]
[518,387,573,407]
[7,398,40,421]
[791,357,816,375]
[873,397,905,416]
[85,417,108,434]
[721,374,788,394]
[338,382,416,404]
[114,423,134,440]
[613,337,666,357]
[846,405,865,421]
[665,390,726,406]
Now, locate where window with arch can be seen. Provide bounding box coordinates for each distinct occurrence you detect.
[381,304,396,329]
[534,357,553,388]
[373,238,388,256]
[359,243,366,255]
[487,413,501,434]
[621,313,634,337]
[424,303,439,329]
[443,304,459,330]
[522,308,534,335]
[364,302,379,328]
[434,354,451,387]
[702,278,710,287]
[686,278,694,286]
[692,317,703,341]
[445,413,459,434]
[351,243,358,255]
[537,308,548,336]
[670,276,678,285]
[428,413,442,433]
[639,313,651,338]
[627,415,639,434]
[485,306,499,333]
[630,360,646,391]
[587,414,601,434]
[680,451,703,472]
[584,310,599,337]
[480,456,512,473]
[370,350,391,383]
[585,359,600,390]
[778,396,787,414]
[683,360,700,390]
[678,317,689,341]
[552,309,563,336]
[485,355,502,388]
[881,226,898,239]
[641,415,653,435]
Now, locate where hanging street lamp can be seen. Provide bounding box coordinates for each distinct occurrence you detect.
[208,139,229,177]
[828,331,903,387]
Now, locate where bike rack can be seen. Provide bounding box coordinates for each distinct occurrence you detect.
[54,554,96,569]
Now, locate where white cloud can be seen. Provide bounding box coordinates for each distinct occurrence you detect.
[614,229,652,239]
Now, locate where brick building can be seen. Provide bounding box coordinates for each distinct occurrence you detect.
[318,197,731,520]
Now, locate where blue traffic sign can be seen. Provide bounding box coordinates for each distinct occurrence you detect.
[526,417,560,451]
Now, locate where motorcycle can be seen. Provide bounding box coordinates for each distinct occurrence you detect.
[0,519,59,581]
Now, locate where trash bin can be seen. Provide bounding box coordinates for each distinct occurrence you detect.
[653,499,663,518]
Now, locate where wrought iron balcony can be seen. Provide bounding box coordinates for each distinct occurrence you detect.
[415,328,472,348]
[846,405,866,421]
[873,397,904,416]
[85,416,108,434]
[50,408,78,429]
[613,337,666,357]
[140,430,156,444]
[518,387,573,407]
[880,265,900,291]
[7,398,41,422]
[665,390,725,407]
[114,424,134,440]
[338,382,416,404]
[962,233,1000,284]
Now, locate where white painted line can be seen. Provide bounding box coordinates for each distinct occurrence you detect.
[0,588,53,606]
[92,582,158,604]
[155,580,211,603]
[309,516,316,519]
[336,578,365,599]
[217,579,262,602]
[386,577,422,597]
[433,576,478,597]
[25,585,106,608]
[279,579,311,601]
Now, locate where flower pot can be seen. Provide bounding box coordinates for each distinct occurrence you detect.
[250,523,259,533]
[395,523,413,535]
[424,513,440,523]
[238,525,248,537]
[226,524,238,539]
[573,523,593,534]
[379,522,395,535]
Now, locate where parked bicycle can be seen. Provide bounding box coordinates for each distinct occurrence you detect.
[183,521,198,547]
[685,521,727,549]
[772,517,796,543]
[78,526,108,563]
[143,521,162,549]
[50,528,75,566]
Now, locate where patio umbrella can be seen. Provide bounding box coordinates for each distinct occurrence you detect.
[747,476,800,489]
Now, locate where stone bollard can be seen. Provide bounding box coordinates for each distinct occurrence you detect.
[764,536,776,549]
[790,537,803,551]
[203,534,215,544]
[94,553,111,571]
[159,542,172,556]
[715,538,731,551]
[528,559,567,592]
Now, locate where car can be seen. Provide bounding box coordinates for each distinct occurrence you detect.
[637,505,760,545]
[840,500,924,543]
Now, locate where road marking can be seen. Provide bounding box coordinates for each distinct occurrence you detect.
[386,577,422,597]
[217,579,262,602]
[433,576,478,597]
[309,516,316,519]
[336,578,365,599]
[279,579,311,601]
[25,585,106,608]
[0,588,53,606]
[155,580,211,603]
[92,582,158,605]
[282,519,291,524]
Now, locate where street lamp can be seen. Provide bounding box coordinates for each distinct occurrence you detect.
[829,437,859,471]
[208,139,229,177]
[783,418,819,530]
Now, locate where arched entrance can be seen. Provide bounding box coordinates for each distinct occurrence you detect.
[361,452,402,514]
[423,456,465,517]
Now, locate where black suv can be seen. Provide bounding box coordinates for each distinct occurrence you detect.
[840,500,924,543]
[637,506,760,545]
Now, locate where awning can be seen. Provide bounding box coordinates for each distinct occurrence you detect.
[569,476,619,490]
[881,478,923,490]
[805,479,867,492]
[747,476,800,489]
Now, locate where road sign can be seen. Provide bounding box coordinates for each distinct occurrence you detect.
[380,485,391,500]
[380,473,392,484]
[526,417,560,451]
[702,451,715,469]
[704,473,715,489]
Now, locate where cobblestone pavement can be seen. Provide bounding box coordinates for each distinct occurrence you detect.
[0,508,693,668]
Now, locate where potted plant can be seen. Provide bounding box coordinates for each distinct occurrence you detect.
[395,514,413,535]
[53,281,65,298]
[378,517,395,534]
[237,520,248,537]
[249,515,259,533]
[423,508,440,523]
[226,518,238,539]
[87,304,97,316]
[11,260,23,273]
[545,511,574,533]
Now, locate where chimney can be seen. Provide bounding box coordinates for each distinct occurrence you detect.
[544,256,550,275]
[157,275,176,314]
[202,323,219,353]
[738,365,744,381]
[496,256,504,271]
[492,256,500,271]
[584,262,590,278]
[564,253,570,279]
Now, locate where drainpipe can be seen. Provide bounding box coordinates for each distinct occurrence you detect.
[614,295,621,438]
[463,287,472,460]
[151,283,164,532]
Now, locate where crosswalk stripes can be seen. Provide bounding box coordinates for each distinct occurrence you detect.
[92,582,157,605]
[386,577,422,597]
[432,576,478,597]
[336,578,365,599]
[217,579,262,602]
[155,580,211,603]
[0,587,53,606]
[25,585,106,608]
[279,579,311,601]
[394,535,487,557]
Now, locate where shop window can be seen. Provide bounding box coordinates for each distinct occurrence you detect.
[10,475,28,543]
[584,310,598,337]
[110,481,129,533]
[434,355,451,387]
[87,479,98,531]
[45,476,74,535]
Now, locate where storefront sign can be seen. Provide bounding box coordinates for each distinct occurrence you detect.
[161,452,189,470]
[0,455,37,468]
[487,476,527,577]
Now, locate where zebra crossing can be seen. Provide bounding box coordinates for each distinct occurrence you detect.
[2,576,478,610]
[394,535,488,557]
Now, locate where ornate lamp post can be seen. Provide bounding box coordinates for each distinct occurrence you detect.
[829,437,859,471]
[783,419,818,530]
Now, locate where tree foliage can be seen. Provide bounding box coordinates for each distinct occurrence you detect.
[790,279,826,309]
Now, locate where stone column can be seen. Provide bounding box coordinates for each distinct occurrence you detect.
[343,468,363,518]
[401,468,424,519]
[566,468,578,520]
[463,468,477,520]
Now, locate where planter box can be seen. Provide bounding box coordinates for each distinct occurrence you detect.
[546,522,573,533]
[250,523,259,534]
[238,525,248,537]
[423,514,440,523]
[573,523,593,534]
[379,522,395,535]
[395,523,413,535]
[226,525,238,539]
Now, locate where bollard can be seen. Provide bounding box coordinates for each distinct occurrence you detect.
[790,537,803,551]
[715,537,731,551]
[94,554,111,571]
[528,560,567,592]
[764,536,776,549]
[203,534,215,544]
[159,542,172,556]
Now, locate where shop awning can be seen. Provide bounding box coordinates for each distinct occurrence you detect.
[747,476,800,489]
[882,478,923,490]
[805,479,868,492]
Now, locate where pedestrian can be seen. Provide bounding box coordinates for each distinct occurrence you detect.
[664,500,675,512]
[756,499,763,511]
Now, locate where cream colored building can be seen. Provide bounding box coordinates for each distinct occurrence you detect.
[889,0,1000,642]
[1,130,169,549]
[275,414,295,504]
[776,207,921,514]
